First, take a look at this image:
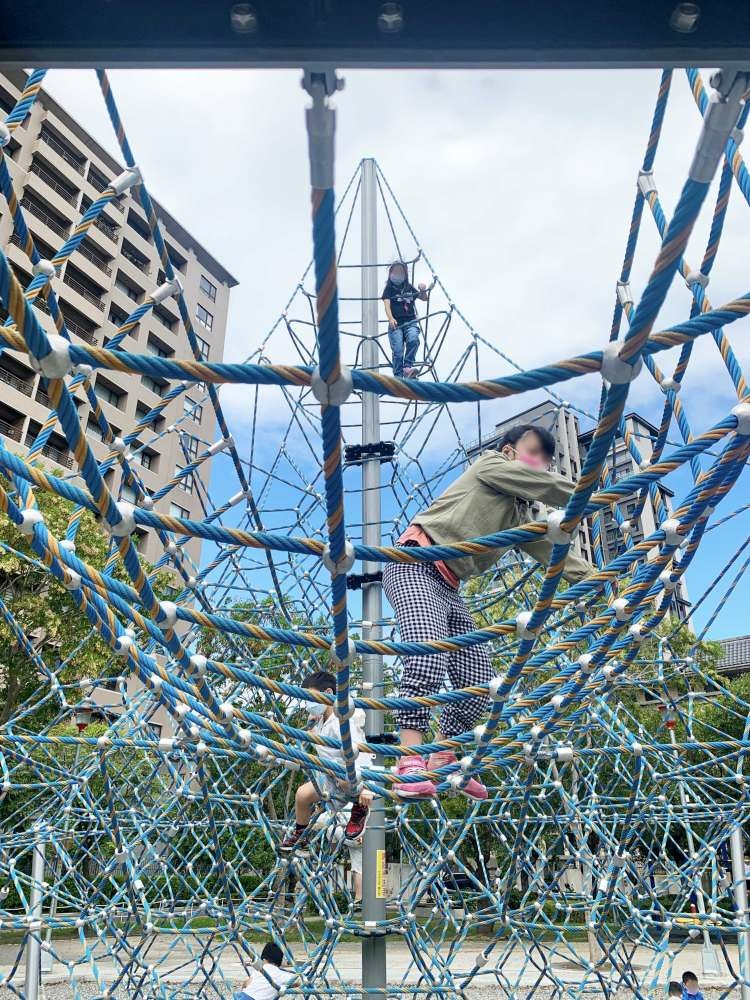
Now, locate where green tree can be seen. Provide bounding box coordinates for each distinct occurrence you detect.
[0,466,169,727]
[198,595,331,680]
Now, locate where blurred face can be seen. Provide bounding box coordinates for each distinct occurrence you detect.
[684,981,699,996]
[390,265,406,285]
[502,430,551,470]
[304,685,333,720]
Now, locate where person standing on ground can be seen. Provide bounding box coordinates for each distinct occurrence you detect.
[383,423,594,801]
[382,260,428,378]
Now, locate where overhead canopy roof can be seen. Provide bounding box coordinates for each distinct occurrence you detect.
[0,1,747,69]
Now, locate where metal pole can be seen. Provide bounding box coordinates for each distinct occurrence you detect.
[730,825,750,1000]
[668,725,720,975]
[360,157,387,1000]
[567,758,603,966]
[24,833,45,1000]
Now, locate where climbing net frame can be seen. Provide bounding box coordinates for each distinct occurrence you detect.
[0,63,749,999]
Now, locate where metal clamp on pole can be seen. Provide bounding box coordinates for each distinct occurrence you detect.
[302,68,344,190]
[368,732,400,746]
[344,441,397,466]
[346,571,383,591]
[690,68,750,183]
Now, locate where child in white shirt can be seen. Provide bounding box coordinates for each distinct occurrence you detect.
[280,671,373,853]
[236,941,293,1000]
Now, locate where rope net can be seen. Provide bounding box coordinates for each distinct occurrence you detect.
[0,66,750,999]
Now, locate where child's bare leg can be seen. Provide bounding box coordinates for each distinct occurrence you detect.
[400,728,447,749]
[295,781,320,826]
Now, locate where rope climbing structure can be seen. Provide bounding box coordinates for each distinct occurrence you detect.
[1,64,750,1000]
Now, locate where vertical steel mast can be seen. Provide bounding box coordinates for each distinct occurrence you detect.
[360,157,387,1000]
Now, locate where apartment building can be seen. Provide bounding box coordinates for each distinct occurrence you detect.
[716,636,750,677]
[469,400,690,619]
[0,69,238,573]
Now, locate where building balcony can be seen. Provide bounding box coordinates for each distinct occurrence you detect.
[32,382,84,411]
[62,271,104,311]
[64,316,97,345]
[21,195,70,242]
[125,224,152,260]
[81,215,121,257]
[27,159,79,210]
[92,215,119,242]
[0,416,22,442]
[38,127,86,175]
[74,239,112,277]
[59,282,105,330]
[0,365,33,397]
[24,432,73,469]
[121,246,152,277]
[119,259,152,298]
[9,231,41,263]
[86,169,125,214]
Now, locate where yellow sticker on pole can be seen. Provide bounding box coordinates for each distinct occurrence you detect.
[376,849,387,899]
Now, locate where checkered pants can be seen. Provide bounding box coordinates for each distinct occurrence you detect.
[382,559,494,737]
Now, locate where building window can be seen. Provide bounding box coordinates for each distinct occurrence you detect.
[127,209,151,243]
[176,464,195,494]
[115,276,140,302]
[196,304,213,330]
[182,434,200,460]
[96,381,125,409]
[87,166,108,193]
[86,418,105,442]
[121,481,137,503]
[166,244,187,272]
[109,304,130,328]
[195,335,210,361]
[141,375,166,397]
[200,274,217,302]
[135,449,154,470]
[183,397,203,423]
[136,402,163,429]
[146,337,172,359]
[153,307,176,332]
[170,502,189,520]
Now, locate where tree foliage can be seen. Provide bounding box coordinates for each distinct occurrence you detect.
[0,467,170,727]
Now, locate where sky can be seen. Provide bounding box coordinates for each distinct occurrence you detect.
[39,66,750,640]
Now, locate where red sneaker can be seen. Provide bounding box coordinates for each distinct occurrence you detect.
[428,750,488,801]
[280,826,309,854]
[344,802,370,843]
[394,755,437,799]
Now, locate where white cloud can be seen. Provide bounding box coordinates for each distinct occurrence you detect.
[37,66,750,635]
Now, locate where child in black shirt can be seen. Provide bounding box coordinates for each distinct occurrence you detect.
[381,261,428,378]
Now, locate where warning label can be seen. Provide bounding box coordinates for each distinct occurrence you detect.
[376,849,387,899]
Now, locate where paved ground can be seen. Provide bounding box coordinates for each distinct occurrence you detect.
[0,937,742,996]
[3,989,732,1000]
